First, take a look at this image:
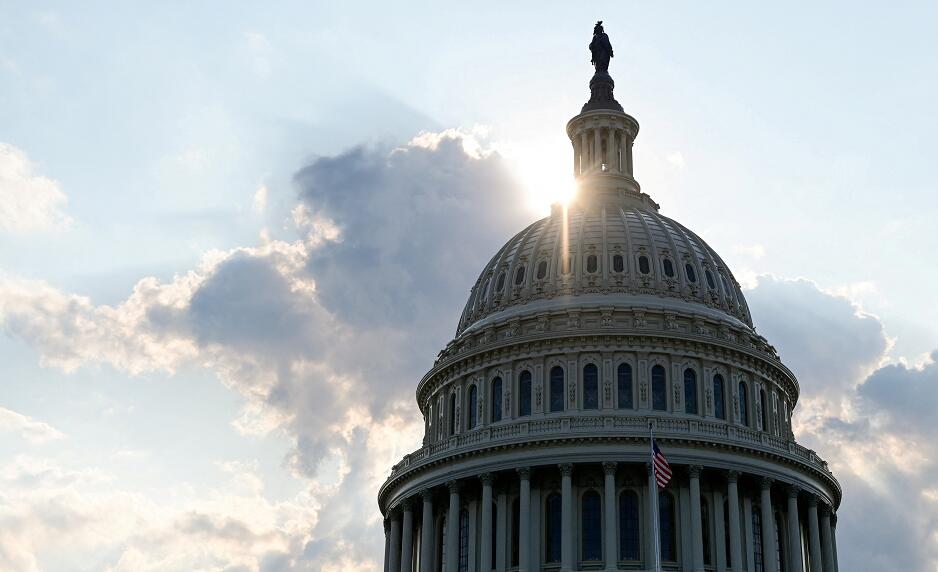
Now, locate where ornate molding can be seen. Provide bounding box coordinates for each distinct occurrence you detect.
[688,465,703,479]
[559,463,574,477]
[517,467,531,480]
[760,476,774,491]
[602,461,618,476]
[726,470,740,484]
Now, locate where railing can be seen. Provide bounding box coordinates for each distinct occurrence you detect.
[388,414,832,483]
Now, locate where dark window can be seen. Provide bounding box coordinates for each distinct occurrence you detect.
[652,365,667,411]
[705,270,716,290]
[582,490,602,561]
[514,265,525,286]
[586,254,598,273]
[739,382,749,426]
[760,388,769,432]
[550,366,565,412]
[467,385,478,429]
[685,263,697,283]
[459,508,469,572]
[511,497,520,566]
[660,492,676,561]
[663,259,675,277]
[495,272,506,292]
[619,491,640,560]
[545,493,562,563]
[613,254,625,273]
[702,500,712,565]
[491,377,503,422]
[449,393,457,435]
[713,375,726,420]
[753,506,764,572]
[537,260,548,279]
[617,363,633,409]
[583,364,599,409]
[519,370,532,417]
[684,369,698,415]
[437,514,446,572]
[638,256,650,274]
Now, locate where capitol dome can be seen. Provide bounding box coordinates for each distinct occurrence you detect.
[380,24,841,572]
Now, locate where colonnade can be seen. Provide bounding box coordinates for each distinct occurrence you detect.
[383,462,838,572]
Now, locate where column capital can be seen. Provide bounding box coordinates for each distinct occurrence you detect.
[786,484,801,499]
[447,480,461,494]
[479,472,494,486]
[688,465,703,479]
[819,503,832,517]
[517,467,531,480]
[760,476,774,491]
[831,512,838,527]
[602,461,618,476]
[558,463,574,477]
[400,499,413,512]
[421,488,434,502]
[808,494,819,508]
[726,469,740,483]
[387,506,401,519]
[384,518,391,533]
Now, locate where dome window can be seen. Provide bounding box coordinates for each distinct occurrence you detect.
[562,256,573,275]
[495,272,506,292]
[685,263,697,283]
[536,260,548,279]
[612,254,624,273]
[514,265,526,286]
[638,256,650,275]
[705,270,716,290]
[663,259,675,278]
[586,254,598,273]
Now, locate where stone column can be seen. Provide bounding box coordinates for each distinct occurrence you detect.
[389,510,402,572]
[480,474,494,572]
[689,466,705,572]
[760,478,778,572]
[831,513,840,572]
[646,463,658,570]
[446,481,461,572]
[384,519,391,572]
[603,462,618,570]
[560,463,574,572]
[820,504,835,572]
[496,489,507,572]
[401,501,414,572]
[713,490,726,572]
[786,486,804,572]
[518,468,531,572]
[420,490,435,572]
[593,128,601,169]
[726,471,743,572]
[807,496,823,572]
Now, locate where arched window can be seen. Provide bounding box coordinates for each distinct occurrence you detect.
[702,499,712,565]
[550,366,565,412]
[705,269,716,290]
[582,490,602,561]
[495,272,506,292]
[617,363,633,409]
[514,265,526,286]
[684,368,698,415]
[739,382,749,426]
[713,375,726,420]
[612,254,624,273]
[583,364,599,410]
[652,365,667,411]
[752,505,764,572]
[619,490,640,560]
[685,263,697,283]
[511,497,520,566]
[659,492,677,561]
[536,260,548,279]
[449,393,457,436]
[586,254,598,273]
[545,493,562,563]
[663,259,675,277]
[638,255,650,275]
[518,370,532,417]
[459,508,469,572]
[467,385,478,430]
[491,377,503,423]
[760,388,769,432]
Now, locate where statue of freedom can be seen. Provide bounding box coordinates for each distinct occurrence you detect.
[589,21,613,74]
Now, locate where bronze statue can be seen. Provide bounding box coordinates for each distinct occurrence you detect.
[589,21,613,74]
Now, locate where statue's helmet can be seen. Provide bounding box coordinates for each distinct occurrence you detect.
[594,20,604,34]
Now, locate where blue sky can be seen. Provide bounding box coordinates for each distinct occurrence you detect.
[1,2,937,570]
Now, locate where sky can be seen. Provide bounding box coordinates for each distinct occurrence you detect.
[1,1,937,570]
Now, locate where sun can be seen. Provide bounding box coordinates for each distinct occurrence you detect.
[511,142,578,213]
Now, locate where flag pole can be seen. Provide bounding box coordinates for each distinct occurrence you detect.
[650,420,662,572]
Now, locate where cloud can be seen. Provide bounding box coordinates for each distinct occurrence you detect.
[0,129,525,570]
[0,143,71,233]
[666,151,685,170]
[732,243,766,259]
[0,407,64,444]
[253,185,269,214]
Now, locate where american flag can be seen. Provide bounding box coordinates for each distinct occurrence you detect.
[652,440,672,488]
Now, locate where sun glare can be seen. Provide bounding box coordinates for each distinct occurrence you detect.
[511,144,578,214]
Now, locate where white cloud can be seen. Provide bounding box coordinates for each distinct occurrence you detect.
[0,143,71,233]
[666,151,685,170]
[253,185,269,214]
[0,406,64,444]
[732,243,766,259]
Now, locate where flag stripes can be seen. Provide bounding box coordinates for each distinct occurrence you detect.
[652,440,671,488]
